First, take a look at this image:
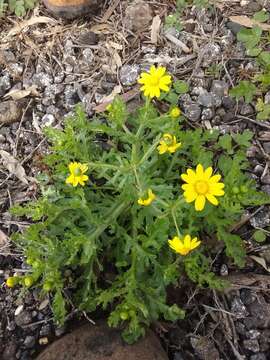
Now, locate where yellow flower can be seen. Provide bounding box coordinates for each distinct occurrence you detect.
[138,189,156,206]
[181,164,225,211]
[168,235,201,256]
[157,133,181,154]
[6,276,19,288]
[66,162,89,187]
[138,65,172,98]
[170,106,181,118]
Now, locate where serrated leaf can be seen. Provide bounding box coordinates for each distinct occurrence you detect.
[237,26,262,50]
[233,130,253,147]
[253,230,266,243]
[253,10,269,23]
[229,81,257,103]
[173,80,189,94]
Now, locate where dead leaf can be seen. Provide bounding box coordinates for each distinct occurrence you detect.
[229,16,270,31]
[0,150,29,184]
[90,23,112,34]
[7,16,57,37]
[0,230,9,247]
[151,15,161,44]
[4,86,39,100]
[250,255,270,272]
[100,85,122,103]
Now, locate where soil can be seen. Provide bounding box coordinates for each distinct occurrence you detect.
[0,0,270,359]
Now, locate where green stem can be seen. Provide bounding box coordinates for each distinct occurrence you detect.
[138,135,161,166]
[88,162,119,170]
[171,209,181,237]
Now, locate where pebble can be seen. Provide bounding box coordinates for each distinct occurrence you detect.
[0,100,22,125]
[243,339,260,353]
[261,175,270,185]
[39,298,50,311]
[183,102,201,121]
[220,264,228,276]
[254,164,264,175]
[41,114,55,128]
[0,73,11,96]
[55,325,66,337]
[3,341,17,360]
[240,289,256,306]
[248,330,261,339]
[250,207,270,228]
[82,48,94,64]
[201,43,221,67]
[211,80,228,98]
[197,92,218,108]
[23,335,36,349]
[32,72,53,88]
[40,324,52,337]
[39,337,49,345]
[262,142,270,154]
[124,1,153,31]
[240,103,254,116]
[265,91,270,104]
[261,185,270,195]
[201,108,214,120]
[120,64,140,86]
[250,354,267,360]
[231,297,249,319]
[15,304,24,316]
[15,310,32,327]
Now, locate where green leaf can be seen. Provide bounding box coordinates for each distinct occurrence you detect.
[173,80,189,94]
[237,26,262,51]
[253,10,269,23]
[253,230,266,243]
[165,91,179,105]
[233,130,253,147]
[258,51,270,70]
[229,81,257,103]
[218,134,233,153]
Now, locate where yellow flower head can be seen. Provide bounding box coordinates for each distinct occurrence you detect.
[138,65,172,99]
[157,133,181,155]
[66,162,89,187]
[170,106,181,118]
[138,189,156,206]
[181,164,225,211]
[6,276,19,288]
[168,235,201,256]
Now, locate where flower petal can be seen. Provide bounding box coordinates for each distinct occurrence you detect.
[183,190,197,203]
[195,195,206,211]
[209,174,221,183]
[206,193,218,205]
[196,164,204,177]
[204,167,213,180]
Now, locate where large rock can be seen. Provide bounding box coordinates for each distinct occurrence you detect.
[36,322,168,360]
[42,0,101,19]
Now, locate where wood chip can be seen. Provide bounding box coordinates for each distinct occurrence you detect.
[4,86,39,100]
[7,16,57,37]
[151,15,161,44]
[0,150,29,184]
[164,32,191,54]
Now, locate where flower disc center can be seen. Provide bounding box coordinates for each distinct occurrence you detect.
[195,181,209,195]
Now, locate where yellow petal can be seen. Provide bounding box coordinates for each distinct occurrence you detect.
[209,183,225,196]
[195,195,206,211]
[184,235,191,247]
[206,193,218,205]
[157,143,168,154]
[163,133,172,140]
[156,66,166,77]
[68,162,77,173]
[159,84,170,92]
[150,65,156,75]
[196,164,204,177]
[183,190,197,203]
[80,164,88,173]
[66,174,74,184]
[160,75,172,85]
[204,167,213,180]
[209,174,221,183]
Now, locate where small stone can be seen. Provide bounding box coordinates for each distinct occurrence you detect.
[261,185,270,195]
[7,320,16,331]
[3,341,17,360]
[124,1,153,32]
[240,289,256,305]
[254,164,264,175]
[261,175,270,185]
[23,335,36,349]
[0,74,11,96]
[41,114,55,128]
[0,100,22,125]
[211,80,228,98]
[120,64,140,86]
[265,91,270,104]
[235,321,246,336]
[15,305,24,316]
[39,299,50,311]
[78,31,98,45]
[40,323,52,337]
[183,103,201,121]
[220,264,228,276]
[197,92,216,107]
[82,48,94,64]
[243,339,260,353]
[32,72,53,88]
[39,337,49,345]
[240,103,254,116]
[262,142,270,154]
[201,108,214,120]
[201,43,221,67]
[15,310,32,327]
[231,297,249,319]
[227,21,243,35]
[248,330,260,339]
[250,207,270,228]
[250,354,267,360]
[55,325,66,337]
[222,96,236,110]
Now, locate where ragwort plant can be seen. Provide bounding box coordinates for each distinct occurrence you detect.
[10,66,270,343]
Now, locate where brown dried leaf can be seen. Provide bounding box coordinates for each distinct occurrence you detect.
[151,15,161,44]
[0,150,28,184]
[4,86,39,100]
[7,16,57,37]
[250,255,270,272]
[229,16,270,31]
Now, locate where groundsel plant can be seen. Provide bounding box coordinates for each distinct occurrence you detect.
[10,66,270,343]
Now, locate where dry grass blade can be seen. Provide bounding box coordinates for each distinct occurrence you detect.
[151,15,161,44]
[7,16,57,37]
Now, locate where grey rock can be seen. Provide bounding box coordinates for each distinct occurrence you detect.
[124,1,153,32]
[15,310,32,327]
[254,164,264,175]
[0,134,5,142]
[265,91,270,104]
[54,72,65,84]
[3,341,17,360]
[23,335,36,349]
[261,175,270,185]
[250,207,270,228]
[261,185,270,195]
[235,321,246,336]
[241,289,256,305]
[120,64,140,86]
[240,103,254,116]
[201,108,214,120]
[191,86,207,96]
[40,324,52,337]
[220,264,228,276]
[250,354,267,360]
[64,85,79,107]
[183,102,201,121]
[82,48,94,64]
[0,74,11,96]
[263,142,270,154]
[248,330,261,339]
[10,63,24,77]
[211,80,228,98]
[222,96,236,110]
[226,21,243,35]
[198,92,221,108]
[173,353,185,360]
[55,325,66,337]
[32,72,53,88]
[201,43,221,67]
[243,339,260,353]
[0,100,22,125]
[231,297,249,319]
